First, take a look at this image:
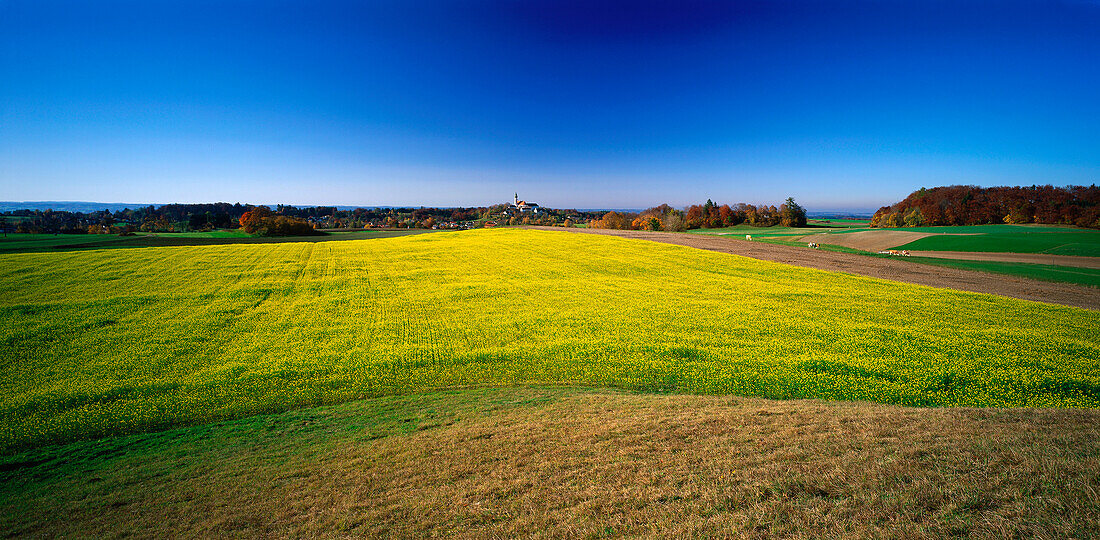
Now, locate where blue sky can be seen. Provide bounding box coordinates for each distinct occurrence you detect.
[2,0,1098,211]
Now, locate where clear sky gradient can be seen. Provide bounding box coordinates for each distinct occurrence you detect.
[2,0,1098,211]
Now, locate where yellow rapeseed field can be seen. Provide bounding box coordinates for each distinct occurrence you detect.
[1,228,1097,452]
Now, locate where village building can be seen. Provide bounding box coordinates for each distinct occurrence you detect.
[509,193,541,214]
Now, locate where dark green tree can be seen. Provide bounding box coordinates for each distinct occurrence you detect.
[779,197,807,227]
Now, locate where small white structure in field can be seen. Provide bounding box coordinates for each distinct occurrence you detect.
[746,235,752,241]
[808,242,819,249]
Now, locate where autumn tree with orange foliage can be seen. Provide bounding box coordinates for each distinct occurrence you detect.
[239,206,319,236]
[589,211,628,229]
[238,206,274,233]
[871,185,1099,228]
[587,199,803,231]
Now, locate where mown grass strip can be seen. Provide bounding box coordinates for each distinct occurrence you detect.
[2,387,1097,537]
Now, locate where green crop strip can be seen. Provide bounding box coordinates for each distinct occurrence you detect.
[893,230,1100,257]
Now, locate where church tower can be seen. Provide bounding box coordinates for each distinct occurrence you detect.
[514,192,519,205]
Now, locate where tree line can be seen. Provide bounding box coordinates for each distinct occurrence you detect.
[870,185,1100,229]
[237,206,318,236]
[0,203,610,235]
[588,198,807,231]
[1,197,809,235]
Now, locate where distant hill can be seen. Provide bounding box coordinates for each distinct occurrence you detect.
[0,201,151,213]
[806,211,874,220]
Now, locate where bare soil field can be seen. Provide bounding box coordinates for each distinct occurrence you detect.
[530,227,1100,310]
[907,250,1100,269]
[798,230,936,251]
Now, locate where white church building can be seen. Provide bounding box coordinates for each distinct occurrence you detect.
[509,193,541,214]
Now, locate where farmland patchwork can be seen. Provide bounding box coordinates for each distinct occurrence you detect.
[1,228,1097,452]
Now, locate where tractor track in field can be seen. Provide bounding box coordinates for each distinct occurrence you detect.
[526,227,1100,310]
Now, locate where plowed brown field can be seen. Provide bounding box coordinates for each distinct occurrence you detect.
[798,230,934,251]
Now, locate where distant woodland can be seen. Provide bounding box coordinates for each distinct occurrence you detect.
[871,185,1100,229]
[0,198,810,235]
[587,198,807,231]
[0,203,606,235]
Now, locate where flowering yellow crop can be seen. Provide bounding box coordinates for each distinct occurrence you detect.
[0,228,1097,452]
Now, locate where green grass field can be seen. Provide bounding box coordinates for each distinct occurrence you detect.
[755,237,1100,288]
[0,233,138,252]
[807,218,871,227]
[699,223,1100,257]
[749,223,1100,286]
[0,229,430,254]
[143,230,253,238]
[1,228,1098,453]
[894,229,1100,257]
[903,256,1100,286]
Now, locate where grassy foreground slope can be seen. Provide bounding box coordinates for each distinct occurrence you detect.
[3,387,1098,538]
[1,228,1098,452]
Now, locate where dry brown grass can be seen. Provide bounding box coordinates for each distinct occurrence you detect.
[4,387,1099,538]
